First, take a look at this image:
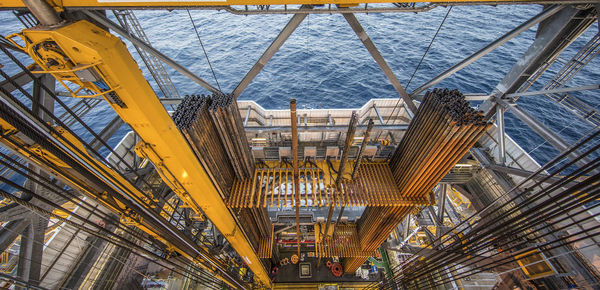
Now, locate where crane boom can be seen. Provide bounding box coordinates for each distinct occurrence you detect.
[7,20,271,287]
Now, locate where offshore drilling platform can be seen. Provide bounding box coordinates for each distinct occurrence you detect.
[0,0,599,289]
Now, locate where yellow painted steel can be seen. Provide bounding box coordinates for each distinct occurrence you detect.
[515,249,556,279]
[0,0,545,9]
[8,21,270,287]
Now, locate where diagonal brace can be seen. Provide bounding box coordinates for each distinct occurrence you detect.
[233,5,312,99]
[342,11,417,115]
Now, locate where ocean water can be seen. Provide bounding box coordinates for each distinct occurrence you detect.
[1,5,599,167]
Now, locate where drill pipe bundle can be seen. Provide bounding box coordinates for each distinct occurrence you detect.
[344,89,490,274]
[173,94,234,198]
[208,93,255,180]
[173,94,254,198]
[173,94,269,255]
[390,88,491,198]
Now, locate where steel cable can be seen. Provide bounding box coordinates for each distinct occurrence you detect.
[370,126,600,289]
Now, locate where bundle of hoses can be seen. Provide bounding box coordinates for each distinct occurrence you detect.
[173,94,270,256]
[390,88,491,198]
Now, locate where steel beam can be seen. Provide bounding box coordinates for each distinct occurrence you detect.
[437,184,447,226]
[470,148,523,194]
[224,4,436,15]
[0,219,30,253]
[505,84,600,98]
[232,6,311,99]
[0,69,39,93]
[89,116,125,151]
[244,124,408,133]
[493,6,592,98]
[373,104,385,125]
[409,5,564,97]
[481,5,596,117]
[17,216,47,288]
[31,74,55,124]
[342,12,417,115]
[443,194,461,224]
[484,162,579,188]
[83,11,220,94]
[0,0,594,9]
[352,118,374,178]
[496,106,506,165]
[496,98,593,170]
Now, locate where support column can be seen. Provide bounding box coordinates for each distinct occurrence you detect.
[16,217,48,288]
[31,74,54,124]
[496,106,506,165]
[0,219,30,253]
[437,184,447,226]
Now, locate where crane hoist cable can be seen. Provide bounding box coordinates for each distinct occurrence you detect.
[405,6,453,90]
[187,10,222,92]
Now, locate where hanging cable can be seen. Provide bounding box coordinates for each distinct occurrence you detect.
[378,7,452,141]
[187,10,222,92]
[405,7,452,90]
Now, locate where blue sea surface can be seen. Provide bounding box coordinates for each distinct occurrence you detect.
[1,5,599,167]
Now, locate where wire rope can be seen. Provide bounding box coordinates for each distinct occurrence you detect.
[186,10,222,92]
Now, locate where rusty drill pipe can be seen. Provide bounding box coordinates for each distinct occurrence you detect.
[290,99,301,256]
[323,111,359,241]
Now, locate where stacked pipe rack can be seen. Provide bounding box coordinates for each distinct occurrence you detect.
[390,88,490,198]
[344,89,491,273]
[172,89,489,276]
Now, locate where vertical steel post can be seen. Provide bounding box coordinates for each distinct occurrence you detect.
[496,105,506,165]
[324,112,358,240]
[352,118,375,179]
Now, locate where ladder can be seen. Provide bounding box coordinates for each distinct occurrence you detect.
[113,10,180,100]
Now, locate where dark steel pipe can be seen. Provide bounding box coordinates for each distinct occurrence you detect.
[381,129,600,287]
